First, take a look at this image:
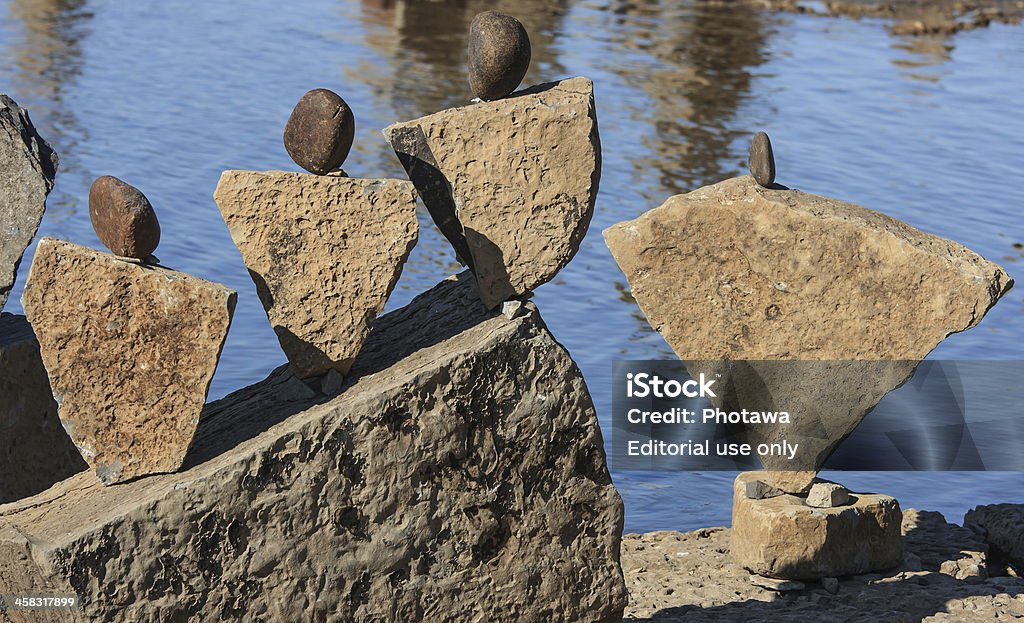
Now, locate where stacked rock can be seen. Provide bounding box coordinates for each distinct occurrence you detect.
[468,11,532,101]
[216,90,417,386]
[283,88,355,175]
[604,159,1013,579]
[88,175,160,260]
[22,183,236,485]
[0,94,57,310]
[385,13,599,309]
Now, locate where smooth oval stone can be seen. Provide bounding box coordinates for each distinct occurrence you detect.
[749,131,776,188]
[468,11,531,101]
[283,88,355,175]
[88,176,160,259]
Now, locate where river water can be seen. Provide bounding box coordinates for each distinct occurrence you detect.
[1,0,1022,532]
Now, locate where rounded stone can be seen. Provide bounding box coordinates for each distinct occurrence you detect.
[749,131,776,187]
[283,88,355,175]
[468,11,532,101]
[88,176,160,259]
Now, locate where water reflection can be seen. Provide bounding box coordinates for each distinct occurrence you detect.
[591,0,773,195]
[4,0,91,228]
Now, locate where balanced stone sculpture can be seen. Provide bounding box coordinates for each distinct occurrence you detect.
[89,176,161,260]
[468,11,532,101]
[283,88,355,175]
[21,238,236,485]
[0,273,628,622]
[605,174,1012,579]
[215,171,417,379]
[0,94,58,310]
[385,77,600,309]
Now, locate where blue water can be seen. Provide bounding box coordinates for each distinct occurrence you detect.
[1,0,1022,532]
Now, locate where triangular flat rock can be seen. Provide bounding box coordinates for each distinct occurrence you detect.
[0,94,58,310]
[214,171,418,378]
[384,77,600,308]
[605,176,1012,469]
[21,239,236,485]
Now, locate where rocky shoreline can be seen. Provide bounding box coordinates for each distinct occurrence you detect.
[623,509,1024,622]
[751,0,1024,35]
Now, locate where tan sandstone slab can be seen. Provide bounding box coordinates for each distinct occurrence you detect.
[731,472,903,580]
[0,272,627,622]
[20,238,236,485]
[604,176,1012,471]
[384,77,601,309]
[0,313,86,503]
[215,171,418,379]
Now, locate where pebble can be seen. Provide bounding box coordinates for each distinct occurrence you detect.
[88,176,160,260]
[749,131,776,188]
[821,577,839,594]
[283,88,355,175]
[468,11,532,101]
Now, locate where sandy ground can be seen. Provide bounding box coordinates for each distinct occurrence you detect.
[749,0,1024,34]
[622,510,1024,622]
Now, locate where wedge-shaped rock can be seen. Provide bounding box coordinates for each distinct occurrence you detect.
[605,176,1012,470]
[0,94,58,310]
[0,313,86,503]
[731,473,903,579]
[21,238,236,485]
[0,273,627,622]
[215,171,418,378]
[384,77,600,308]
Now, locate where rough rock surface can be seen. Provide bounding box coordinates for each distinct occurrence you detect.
[966,504,1024,572]
[88,175,161,259]
[384,77,600,309]
[0,94,58,311]
[215,170,418,378]
[0,273,627,622]
[283,88,355,175]
[755,470,815,495]
[20,238,236,485]
[604,176,1012,469]
[621,512,1024,622]
[905,509,989,580]
[0,313,86,503]
[731,472,903,579]
[468,11,532,101]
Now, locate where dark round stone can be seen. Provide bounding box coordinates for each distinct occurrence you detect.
[283,88,355,175]
[88,176,160,259]
[749,131,776,188]
[468,11,532,101]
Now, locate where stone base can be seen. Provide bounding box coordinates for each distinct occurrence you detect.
[0,313,85,503]
[731,472,903,579]
[0,273,627,622]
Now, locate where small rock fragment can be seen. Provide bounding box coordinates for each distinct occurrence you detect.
[806,482,850,508]
[468,11,531,101]
[501,300,523,319]
[744,479,781,500]
[748,131,775,187]
[749,574,805,592]
[0,94,58,310]
[88,175,161,259]
[320,368,344,396]
[821,577,839,594]
[283,88,355,175]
